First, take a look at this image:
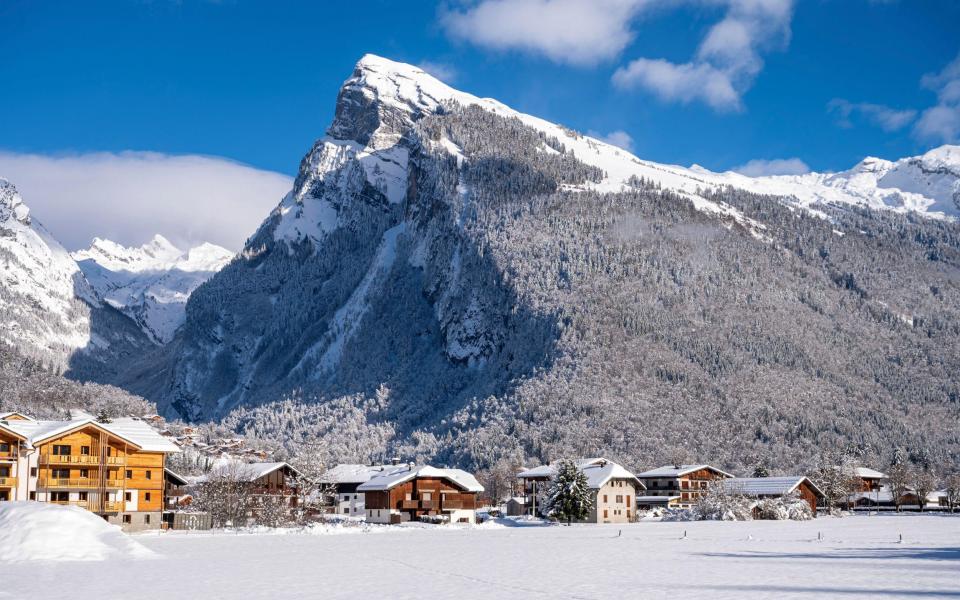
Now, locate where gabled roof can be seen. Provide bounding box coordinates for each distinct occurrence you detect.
[321,463,398,484]
[854,467,886,479]
[164,468,189,486]
[0,415,180,453]
[197,460,302,483]
[357,465,484,493]
[636,464,734,479]
[0,411,33,421]
[517,458,643,490]
[723,476,824,498]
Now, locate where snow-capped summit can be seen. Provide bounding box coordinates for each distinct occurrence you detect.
[72,236,233,343]
[0,179,98,365]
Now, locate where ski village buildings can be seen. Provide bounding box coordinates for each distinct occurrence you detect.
[1,410,955,532]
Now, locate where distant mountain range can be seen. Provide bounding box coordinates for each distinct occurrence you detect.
[2,55,958,473]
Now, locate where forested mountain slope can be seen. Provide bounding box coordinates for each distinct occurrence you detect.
[86,56,960,473]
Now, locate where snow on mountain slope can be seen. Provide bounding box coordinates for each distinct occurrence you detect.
[72,235,233,343]
[0,178,97,362]
[276,55,955,252]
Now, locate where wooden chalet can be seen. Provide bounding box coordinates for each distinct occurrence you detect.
[635,464,733,509]
[164,467,190,510]
[357,464,484,524]
[196,460,303,521]
[723,476,825,514]
[852,467,886,492]
[0,410,180,531]
[319,462,401,517]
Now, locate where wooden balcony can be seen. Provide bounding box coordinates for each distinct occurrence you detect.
[0,476,16,487]
[0,451,17,460]
[49,500,124,512]
[39,455,125,466]
[38,478,125,489]
[441,499,465,510]
[401,499,419,509]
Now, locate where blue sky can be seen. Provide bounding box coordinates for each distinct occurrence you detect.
[1,0,959,249]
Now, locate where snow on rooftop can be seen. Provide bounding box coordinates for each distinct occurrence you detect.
[357,465,483,493]
[1,415,179,453]
[322,463,399,484]
[636,464,734,479]
[723,476,821,497]
[518,458,641,489]
[854,467,887,479]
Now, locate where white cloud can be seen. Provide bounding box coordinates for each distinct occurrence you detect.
[827,99,917,132]
[418,60,457,82]
[0,151,292,251]
[613,0,794,112]
[914,53,960,143]
[441,0,651,66]
[732,157,810,177]
[588,129,636,152]
[613,59,741,111]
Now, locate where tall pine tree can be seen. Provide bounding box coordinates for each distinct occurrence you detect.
[545,459,594,525]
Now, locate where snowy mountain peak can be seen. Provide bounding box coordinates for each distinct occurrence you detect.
[71,236,233,343]
[0,178,31,225]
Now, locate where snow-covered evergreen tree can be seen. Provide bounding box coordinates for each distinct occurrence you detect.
[544,460,593,525]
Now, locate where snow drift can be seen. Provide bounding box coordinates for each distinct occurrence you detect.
[0,502,154,562]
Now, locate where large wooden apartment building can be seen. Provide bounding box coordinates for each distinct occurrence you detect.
[0,411,180,531]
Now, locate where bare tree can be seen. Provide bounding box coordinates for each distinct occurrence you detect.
[887,460,911,513]
[195,462,255,528]
[945,474,960,513]
[911,469,937,513]
[813,451,859,511]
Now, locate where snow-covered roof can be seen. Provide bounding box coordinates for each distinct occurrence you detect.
[724,476,824,498]
[357,465,483,493]
[636,464,734,479]
[164,468,189,486]
[0,415,179,453]
[854,467,887,479]
[518,458,642,490]
[321,463,397,484]
[195,460,301,483]
[0,411,33,421]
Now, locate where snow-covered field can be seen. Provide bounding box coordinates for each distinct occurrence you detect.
[4,514,959,599]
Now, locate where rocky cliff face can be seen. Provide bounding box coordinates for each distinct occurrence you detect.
[0,179,154,377]
[102,56,960,471]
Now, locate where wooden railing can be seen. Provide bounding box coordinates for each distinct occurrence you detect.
[39,455,126,466]
[0,451,16,460]
[0,477,16,487]
[38,478,125,489]
[48,500,125,512]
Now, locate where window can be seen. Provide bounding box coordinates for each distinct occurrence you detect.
[603,509,608,518]
[0,443,9,452]
[144,514,151,524]
[615,495,623,504]
[52,445,71,456]
[627,496,631,506]
[123,514,131,524]
[125,492,132,502]
[405,493,412,501]
[52,468,70,478]
[30,467,37,477]
[80,468,89,478]
[603,494,608,503]
[145,492,151,502]
[627,509,632,519]
[146,470,152,480]
[421,492,432,501]
[343,508,349,514]
[0,467,8,477]
[29,491,36,500]
[80,446,90,455]
[126,470,133,479]
[681,480,689,489]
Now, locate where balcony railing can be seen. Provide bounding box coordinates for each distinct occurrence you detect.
[48,500,125,512]
[0,451,16,460]
[39,455,126,466]
[0,477,16,487]
[38,478,126,489]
